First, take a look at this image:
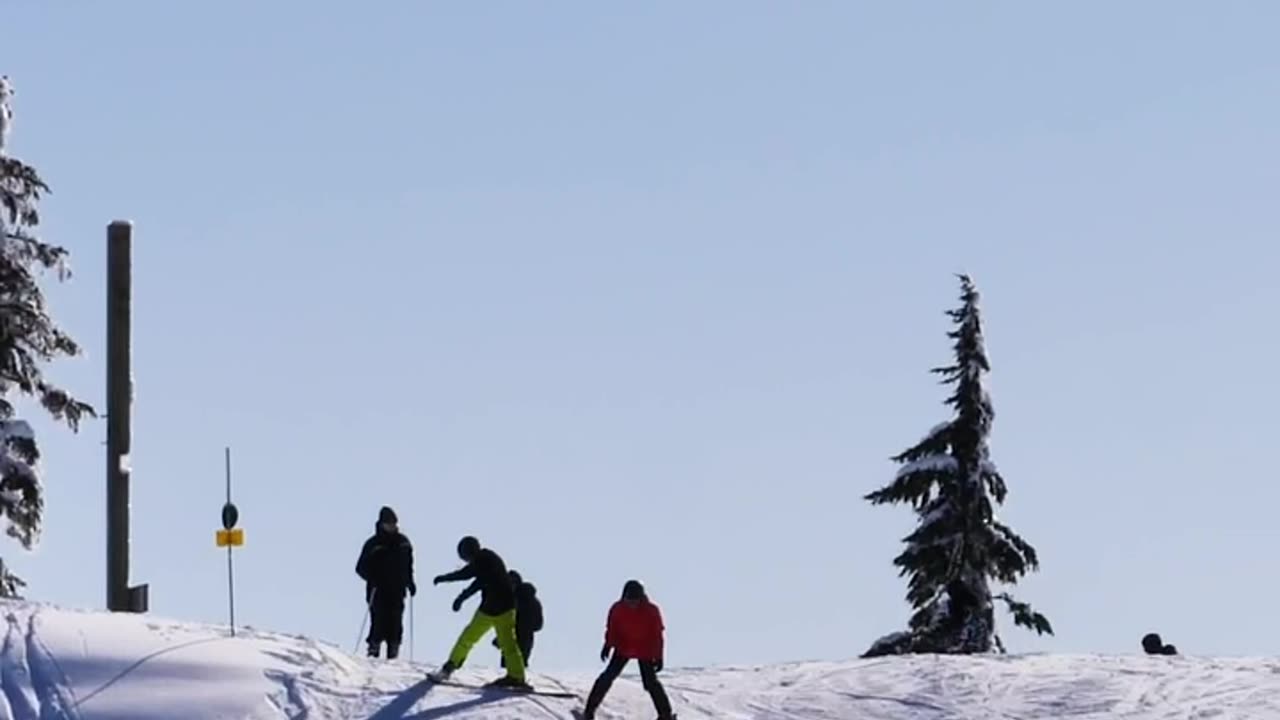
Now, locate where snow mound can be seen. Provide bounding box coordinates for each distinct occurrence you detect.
[0,599,1277,719]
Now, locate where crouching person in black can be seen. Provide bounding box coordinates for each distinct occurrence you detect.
[494,570,543,667]
[355,506,416,659]
[1142,632,1178,655]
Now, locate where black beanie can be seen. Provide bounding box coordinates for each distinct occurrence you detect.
[1141,633,1163,654]
[379,506,398,524]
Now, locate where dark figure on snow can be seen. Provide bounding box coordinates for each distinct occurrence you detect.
[492,570,543,667]
[429,536,529,690]
[581,580,675,720]
[1142,632,1178,655]
[355,506,416,659]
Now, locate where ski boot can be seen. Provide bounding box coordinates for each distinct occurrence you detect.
[386,643,400,660]
[428,660,457,682]
[366,642,380,658]
[485,675,533,693]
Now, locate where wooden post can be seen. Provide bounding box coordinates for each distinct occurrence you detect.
[106,220,139,612]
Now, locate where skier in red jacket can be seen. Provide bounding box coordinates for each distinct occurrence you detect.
[579,580,675,720]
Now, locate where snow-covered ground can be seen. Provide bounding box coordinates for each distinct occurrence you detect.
[1,599,1278,719]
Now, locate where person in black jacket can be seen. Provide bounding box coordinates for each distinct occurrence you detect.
[355,506,416,659]
[493,570,543,667]
[428,536,529,690]
[1142,632,1178,655]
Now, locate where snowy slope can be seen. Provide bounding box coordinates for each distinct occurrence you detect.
[2,600,1279,719]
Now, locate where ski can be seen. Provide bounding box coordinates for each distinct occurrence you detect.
[427,677,579,699]
[571,711,673,720]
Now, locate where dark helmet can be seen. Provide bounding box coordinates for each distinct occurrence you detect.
[508,570,523,586]
[621,579,646,601]
[378,506,398,525]
[457,535,481,560]
[1141,633,1164,654]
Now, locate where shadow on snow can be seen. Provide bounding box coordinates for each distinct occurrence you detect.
[365,679,508,720]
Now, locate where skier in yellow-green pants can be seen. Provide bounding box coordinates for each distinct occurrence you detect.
[429,536,530,691]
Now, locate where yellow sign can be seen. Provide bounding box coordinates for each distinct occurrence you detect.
[216,528,245,547]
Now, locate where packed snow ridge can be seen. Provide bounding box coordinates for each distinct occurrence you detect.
[1,600,1278,719]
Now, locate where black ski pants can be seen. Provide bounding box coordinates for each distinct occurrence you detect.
[366,586,405,649]
[584,654,672,719]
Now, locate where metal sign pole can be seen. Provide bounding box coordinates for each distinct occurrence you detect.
[217,446,243,636]
[225,447,234,636]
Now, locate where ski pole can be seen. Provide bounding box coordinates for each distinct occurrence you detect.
[353,588,375,654]
[409,596,415,662]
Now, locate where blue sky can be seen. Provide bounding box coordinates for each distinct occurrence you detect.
[4,2,1280,670]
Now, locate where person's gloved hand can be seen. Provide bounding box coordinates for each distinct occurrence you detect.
[452,595,465,613]
[600,644,611,662]
[433,575,444,586]
[408,581,417,597]
[654,657,664,673]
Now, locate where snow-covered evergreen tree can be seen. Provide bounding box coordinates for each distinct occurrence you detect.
[862,274,1051,657]
[0,74,96,597]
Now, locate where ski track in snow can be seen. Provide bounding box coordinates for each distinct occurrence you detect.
[264,669,309,720]
[0,611,77,720]
[0,613,37,720]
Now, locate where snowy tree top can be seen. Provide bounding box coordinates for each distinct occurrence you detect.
[0,75,12,155]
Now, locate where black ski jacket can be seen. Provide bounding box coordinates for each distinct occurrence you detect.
[438,548,515,615]
[356,525,414,599]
